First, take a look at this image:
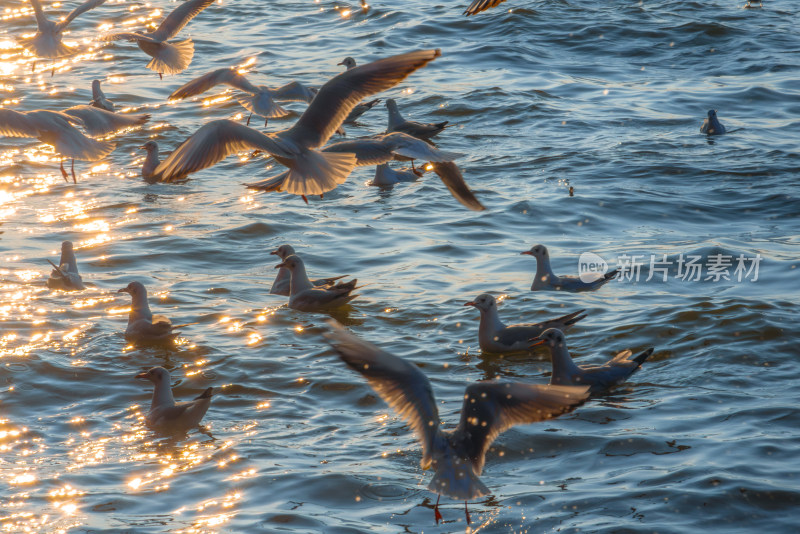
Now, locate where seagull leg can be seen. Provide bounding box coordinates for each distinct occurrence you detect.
[71,159,76,183]
[434,495,442,524]
[60,159,69,182]
[412,161,423,178]
[31,61,36,73]
[301,195,309,205]
[51,64,55,77]
[159,73,163,80]
[264,117,268,128]
[465,501,471,525]
[246,113,252,126]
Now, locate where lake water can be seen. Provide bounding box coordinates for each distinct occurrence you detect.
[1,0,799,532]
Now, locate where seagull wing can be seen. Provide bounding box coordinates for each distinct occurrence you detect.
[428,161,486,211]
[169,68,261,100]
[56,0,106,30]
[324,321,442,469]
[98,31,156,43]
[382,132,464,162]
[63,105,149,136]
[322,138,393,166]
[270,81,317,104]
[285,49,441,150]
[0,109,40,138]
[152,119,293,182]
[151,0,215,42]
[464,0,507,16]
[456,382,588,475]
[29,0,51,29]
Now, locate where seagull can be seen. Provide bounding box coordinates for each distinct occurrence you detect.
[700,109,726,135]
[135,366,212,432]
[118,281,178,345]
[168,68,317,127]
[369,163,421,186]
[530,328,654,393]
[99,0,216,78]
[139,140,161,183]
[386,98,449,141]
[324,321,589,525]
[464,0,508,16]
[62,105,150,136]
[521,244,619,291]
[46,240,86,290]
[0,108,114,182]
[336,57,381,125]
[275,255,358,312]
[144,49,442,197]
[89,80,114,112]
[463,293,586,354]
[270,244,346,296]
[246,130,485,211]
[22,0,106,63]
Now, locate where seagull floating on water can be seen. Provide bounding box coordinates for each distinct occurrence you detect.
[386,98,449,141]
[464,293,586,354]
[22,0,106,62]
[324,321,588,525]
[0,108,114,182]
[275,255,358,312]
[369,163,421,186]
[89,80,114,112]
[270,244,346,296]
[530,328,654,393]
[99,0,216,78]
[118,281,179,345]
[142,49,441,196]
[168,67,317,127]
[700,109,726,135]
[135,366,213,432]
[521,244,619,291]
[47,240,86,290]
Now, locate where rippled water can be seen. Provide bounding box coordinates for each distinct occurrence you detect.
[1,0,799,532]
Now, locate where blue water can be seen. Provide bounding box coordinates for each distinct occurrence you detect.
[1,0,799,532]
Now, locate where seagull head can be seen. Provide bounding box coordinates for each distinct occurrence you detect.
[61,240,74,253]
[530,328,565,349]
[707,109,717,119]
[463,293,496,313]
[521,244,548,259]
[270,244,296,260]
[274,254,303,272]
[118,280,146,297]
[139,140,158,154]
[337,57,357,69]
[135,366,170,384]
[91,79,102,91]
[385,98,399,112]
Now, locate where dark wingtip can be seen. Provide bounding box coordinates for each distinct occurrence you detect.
[196,387,214,400]
[633,348,654,366]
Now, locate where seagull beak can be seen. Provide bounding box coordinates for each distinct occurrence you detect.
[529,337,545,347]
[337,61,345,66]
[274,262,285,269]
[138,145,146,150]
[463,301,475,307]
[520,250,533,256]
[118,287,130,294]
[135,372,148,379]
[269,250,279,256]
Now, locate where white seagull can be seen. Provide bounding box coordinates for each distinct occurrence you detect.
[99,0,216,78]
[141,49,442,198]
[118,281,179,345]
[22,0,107,61]
[275,255,358,312]
[269,244,346,296]
[0,108,114,182]
[135,366,212,432]
[324,321,588,525]
[168,67,317,127]
[530,328,654,393]
[521,244,619,291]
[463,293,586,354]
[47,240,86,290]
[369,163,420,186]
[62,105,150,136]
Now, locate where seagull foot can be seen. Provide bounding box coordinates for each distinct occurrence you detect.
[246,113,252,126]
[465,501,471,525]
[60,161,69,182]
[301,195,309,205]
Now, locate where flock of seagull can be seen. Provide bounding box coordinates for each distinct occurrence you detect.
[11,0,674,526]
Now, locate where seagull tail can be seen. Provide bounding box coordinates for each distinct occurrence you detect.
[632,348,654,367]
[245,169,290,192]
[281,150,357,196]
[428,458,491,501]
[22,34,74,59]
[144,39,194,75]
